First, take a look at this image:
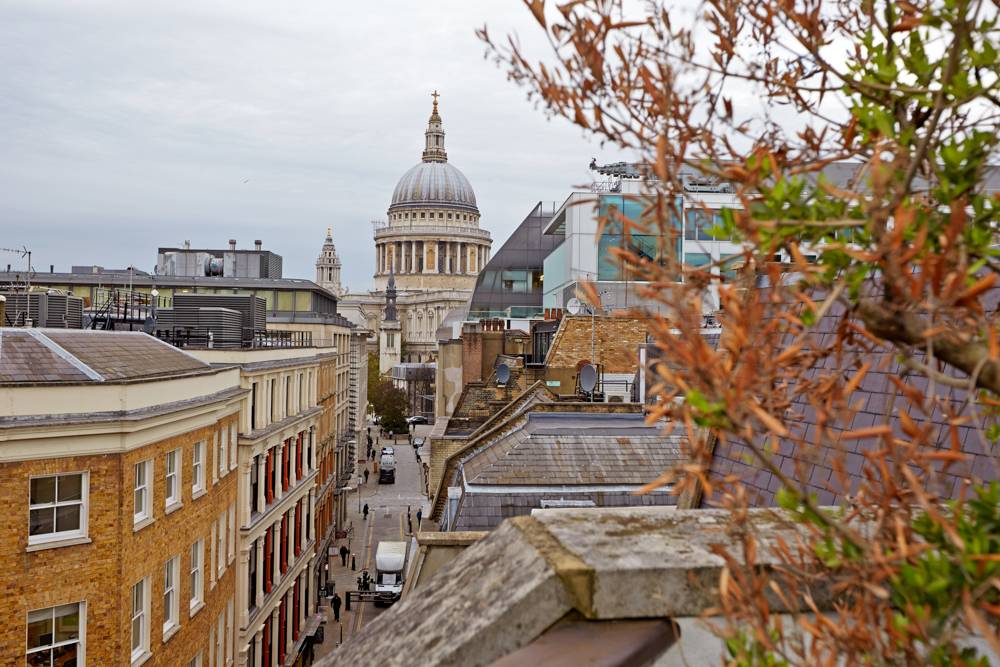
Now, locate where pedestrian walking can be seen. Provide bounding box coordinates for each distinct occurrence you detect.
[363,503,369,520]
[416,508,423,527]
[332,592,342,622]
[363,468,370,484]
[408,433,413,446]
[339,544,348,567]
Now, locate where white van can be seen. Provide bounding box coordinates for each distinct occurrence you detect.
[379,453,396,483]
[374,541,407,604]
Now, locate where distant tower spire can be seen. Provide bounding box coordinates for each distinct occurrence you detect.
[384,268,398,321]
[315,227,343,296]
[422,91,447,163]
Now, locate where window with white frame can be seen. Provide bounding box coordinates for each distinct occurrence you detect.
[189,539,204,612]
[134,460,152,526]
[217,429,227,478]
[27,602,84,665]
[192,441,204,494]
[228,423,237,472]
[226,597,234,665]
[165,450,181,509]
[163,556,180,636]
[227,504,235,563]
[217,513,226,576]
[188,653,203,667]
[215,612,224,667]
[28,472,88,545]
[131,577,150,662]
[210,522,217,585]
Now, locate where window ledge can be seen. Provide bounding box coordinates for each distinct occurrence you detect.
[192,487,207,501]
[162,622,180,643]
[26,535,91,552]
[165,501,183,515]
[189,600,205,618]
[133,515,154,533]
[131,649,152,667]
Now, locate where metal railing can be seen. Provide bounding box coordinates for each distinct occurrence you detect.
[156,327,313,349]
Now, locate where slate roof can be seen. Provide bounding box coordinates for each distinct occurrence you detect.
[0,328,212,384]
[705,285,1000,507]
[461,412,684,487]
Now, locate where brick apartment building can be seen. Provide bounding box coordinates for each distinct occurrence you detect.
[187,330,356,667]
[0,329,244,666]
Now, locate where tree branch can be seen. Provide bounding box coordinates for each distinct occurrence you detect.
[857,299,1000,395]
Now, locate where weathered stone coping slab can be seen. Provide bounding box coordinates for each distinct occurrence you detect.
[319,507,822,667]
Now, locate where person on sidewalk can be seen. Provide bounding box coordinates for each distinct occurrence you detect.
[363,503,369,520]
[339,544,348,567]
[363,468,370,484]
[416,508,423,528]
[332,592,342,622]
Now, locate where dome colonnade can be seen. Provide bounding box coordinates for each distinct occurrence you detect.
[371,92,491,292]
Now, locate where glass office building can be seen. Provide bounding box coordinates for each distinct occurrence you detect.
[467,202,564,319]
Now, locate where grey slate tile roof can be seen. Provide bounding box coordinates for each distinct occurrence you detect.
[461,412,684,486]
[705,285,1000,507]
[0,328,212,384]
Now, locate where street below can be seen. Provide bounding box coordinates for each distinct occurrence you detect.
[312,423,431,660]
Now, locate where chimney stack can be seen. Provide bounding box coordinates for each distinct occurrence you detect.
[229,239,237,250]
[50,265,54,273]
[254,240,262,251]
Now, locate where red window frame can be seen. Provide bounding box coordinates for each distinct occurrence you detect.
[265,450,274,504]
[294,501,302,556]
[296,434,303,480]
[263,526,273,593]
[282,442,290,492]
[278,599,287,664]
[292,579,301,639]
[280,514,288,574]
[262,616,271,666]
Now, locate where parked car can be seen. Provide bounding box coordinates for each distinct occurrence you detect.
[407,415,429,425]
[381,446,395,456]
[413,437,426,448]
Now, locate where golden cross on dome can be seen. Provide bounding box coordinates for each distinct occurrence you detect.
[326,226,332,237]
[431,90,440,109]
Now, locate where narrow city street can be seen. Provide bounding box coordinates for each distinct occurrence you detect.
[312,423,431,660]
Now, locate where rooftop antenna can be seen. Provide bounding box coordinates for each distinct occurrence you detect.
[0,245,32,292]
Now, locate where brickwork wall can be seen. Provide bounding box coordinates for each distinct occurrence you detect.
[0,413,238,667]
[545,315,648,374]
[461,327,483,386]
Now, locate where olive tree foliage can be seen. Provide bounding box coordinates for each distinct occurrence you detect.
[481,0,1000,664]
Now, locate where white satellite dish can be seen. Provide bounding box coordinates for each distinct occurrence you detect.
[496,363,511,386]
[579,363,598,394]
[566,298,584,315]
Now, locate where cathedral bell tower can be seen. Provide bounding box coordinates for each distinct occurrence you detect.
[379,270,402,375]
[315,227,343,295]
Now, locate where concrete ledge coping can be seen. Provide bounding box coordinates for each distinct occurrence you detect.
[414,531,487,547]
[321,507,827,667]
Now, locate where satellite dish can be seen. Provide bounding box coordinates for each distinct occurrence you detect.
[579,363,598,394]
[496,363,511,386]
[567,298,584,315]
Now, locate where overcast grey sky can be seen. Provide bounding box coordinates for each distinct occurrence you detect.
[0,1,618,289]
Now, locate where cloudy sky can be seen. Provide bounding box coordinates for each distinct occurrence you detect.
[0,1,620,289]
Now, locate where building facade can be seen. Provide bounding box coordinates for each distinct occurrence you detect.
[0,329,244,667]
[314,228,343,297]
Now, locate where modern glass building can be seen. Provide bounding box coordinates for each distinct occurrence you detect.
[541,170,744,312]
[467,202,564,319]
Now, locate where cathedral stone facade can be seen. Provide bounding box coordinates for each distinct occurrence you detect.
[327,94,491,365]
